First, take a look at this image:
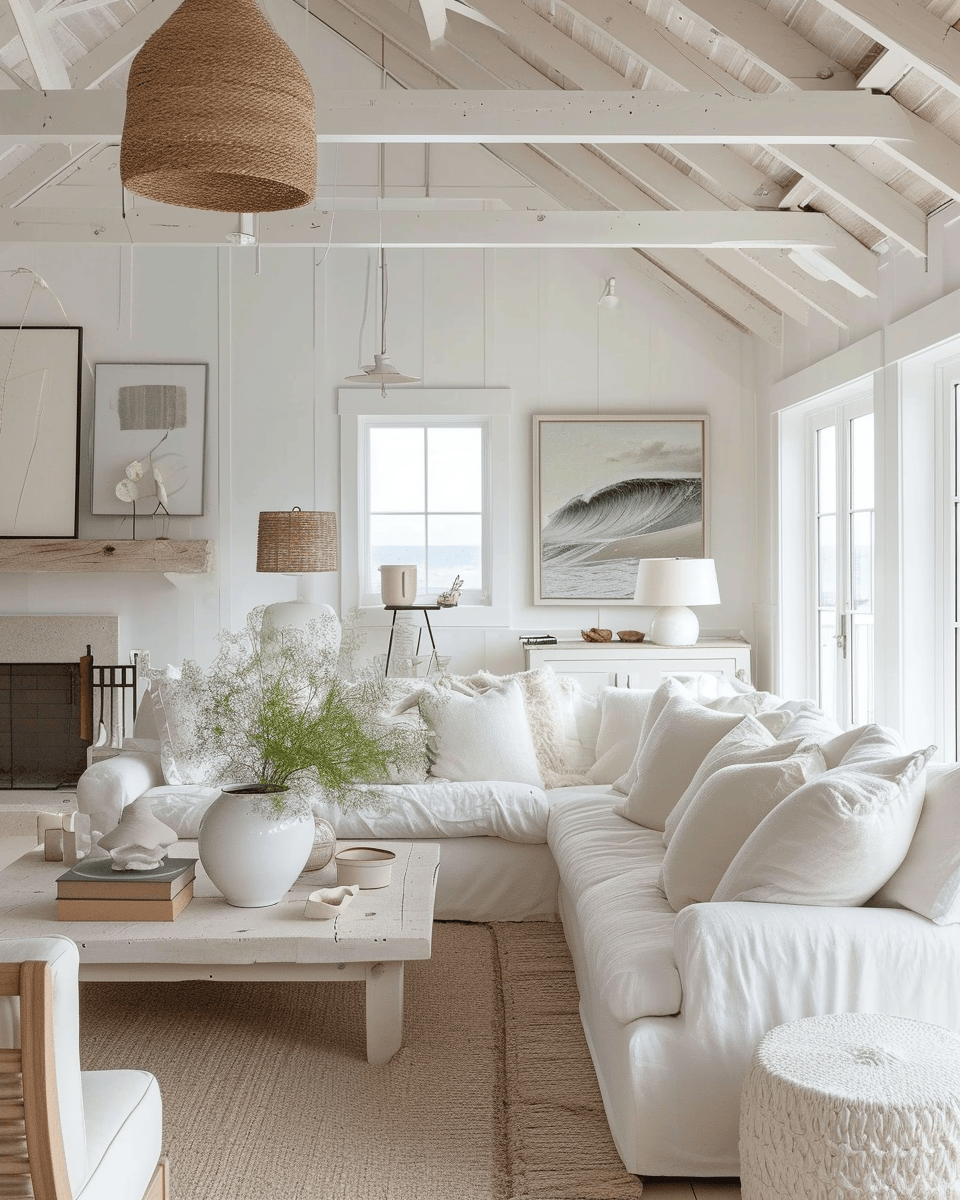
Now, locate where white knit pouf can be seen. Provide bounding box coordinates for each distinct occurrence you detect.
[740,1013,960,1200]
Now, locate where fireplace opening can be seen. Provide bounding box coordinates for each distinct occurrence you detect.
[0,663,87,789]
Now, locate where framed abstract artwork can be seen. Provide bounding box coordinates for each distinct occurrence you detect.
[533,414,708,605]
[0,326,82,538]
[91,363,207,516]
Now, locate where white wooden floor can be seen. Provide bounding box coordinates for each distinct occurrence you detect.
[640,1179,741,1198]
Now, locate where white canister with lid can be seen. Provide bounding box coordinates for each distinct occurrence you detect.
[379,564,417,605]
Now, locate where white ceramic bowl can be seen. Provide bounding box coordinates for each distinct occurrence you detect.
[335,846,396,889]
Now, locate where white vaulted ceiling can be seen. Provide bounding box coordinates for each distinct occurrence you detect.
[0,0,958,343]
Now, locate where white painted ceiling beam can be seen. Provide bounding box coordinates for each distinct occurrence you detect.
[0,87,913,144]
[815,0,960,102]
[6,0,70,89]
[669,0,856,90]
[414,0,447,46]
[856,49,911,92]
[771,142,927,255]
[66,0,183,88]
[0,205,874,252]
[877,110,960,208]
[0,139,90,204]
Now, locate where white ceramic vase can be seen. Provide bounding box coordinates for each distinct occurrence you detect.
[197,785,315,908]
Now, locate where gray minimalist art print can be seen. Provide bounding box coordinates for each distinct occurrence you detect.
[92,363,207,516]
[533,414,708,605]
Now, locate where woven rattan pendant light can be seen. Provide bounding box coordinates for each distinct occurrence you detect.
[121,0,316,213]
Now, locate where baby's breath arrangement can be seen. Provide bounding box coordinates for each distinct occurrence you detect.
[177,607,425,814]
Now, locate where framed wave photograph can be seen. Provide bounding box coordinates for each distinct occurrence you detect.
[533,414,708,605]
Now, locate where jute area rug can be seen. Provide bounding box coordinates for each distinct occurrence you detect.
[79,921,642,1200]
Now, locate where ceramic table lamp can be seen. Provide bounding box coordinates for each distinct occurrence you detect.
[633,557,720,647]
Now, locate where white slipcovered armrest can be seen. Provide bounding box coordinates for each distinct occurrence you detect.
[673,901,960,1040]
[76,751,164,841]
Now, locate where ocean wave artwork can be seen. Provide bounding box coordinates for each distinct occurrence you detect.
[540,476,703,600]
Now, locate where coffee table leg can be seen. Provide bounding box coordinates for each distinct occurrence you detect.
[365,961,404,1065]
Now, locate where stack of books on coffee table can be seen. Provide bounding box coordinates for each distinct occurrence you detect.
[56,858,196,922]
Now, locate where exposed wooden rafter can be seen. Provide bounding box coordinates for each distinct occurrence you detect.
[6,0,70,88]
[0,88,915,145]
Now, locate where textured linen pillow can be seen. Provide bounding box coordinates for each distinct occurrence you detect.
[419,679,544,787]
[713,746,936,907]
[661,744,826,910]
[615,691,746,830]
[554,674,602,774]
[775,700,843,744]
[872,762,960,924]
[831,723,905,768]
[587,686,655,786]
[151,677,228,787]
[663,719,802,846]
[612,677,687,794]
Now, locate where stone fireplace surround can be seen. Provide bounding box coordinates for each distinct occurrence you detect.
[1,616,119,789]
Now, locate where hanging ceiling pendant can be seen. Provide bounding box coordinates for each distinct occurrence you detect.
[345,248,420,395]
[120,0,316,213]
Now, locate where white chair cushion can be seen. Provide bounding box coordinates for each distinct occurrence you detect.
[0,936,87,1195]
[77,1070,163,1200]
[873,762,960,924]
[548,791,680,1024]
[615,691,746,831]
[661,743,826,910]
[714,747,936,907]
[587,686,654,787]
[419,679,543,786]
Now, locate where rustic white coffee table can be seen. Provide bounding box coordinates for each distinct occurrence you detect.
[0,839,439,1066]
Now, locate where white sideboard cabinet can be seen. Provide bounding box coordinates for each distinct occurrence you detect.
[523,637,752,693]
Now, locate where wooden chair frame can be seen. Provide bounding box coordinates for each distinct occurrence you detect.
[0,961,167,1200]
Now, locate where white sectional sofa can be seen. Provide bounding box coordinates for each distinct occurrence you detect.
[75,667,960,1179]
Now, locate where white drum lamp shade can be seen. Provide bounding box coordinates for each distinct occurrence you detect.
[633,557,720,647]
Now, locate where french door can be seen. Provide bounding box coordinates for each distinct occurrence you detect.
[812,399,875,726]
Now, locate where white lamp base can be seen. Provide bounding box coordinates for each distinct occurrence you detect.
[648,605,700,647]
[261,601,342,655]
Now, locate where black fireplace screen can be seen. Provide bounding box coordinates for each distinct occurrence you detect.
[0,663,86,789]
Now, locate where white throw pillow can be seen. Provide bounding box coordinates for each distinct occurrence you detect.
[775,701,843,745]
[611,678,687,794]
[832,723,905,768]
[587,686,655,786]
[419,679,544,787]
[554,674,602,774]
[151,678,227,787]
[713,746,936,907]
[615,691,746,830]
[661,744,826,910]
[872,762,960,924]
[663,719,799,846]
[705,690,783,716]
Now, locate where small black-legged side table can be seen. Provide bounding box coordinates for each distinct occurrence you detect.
[384,604,441,676]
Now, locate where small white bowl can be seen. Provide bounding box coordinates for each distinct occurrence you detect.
[335,846,396,889]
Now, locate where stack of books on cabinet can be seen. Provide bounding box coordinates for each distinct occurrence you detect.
[56,858,196,921]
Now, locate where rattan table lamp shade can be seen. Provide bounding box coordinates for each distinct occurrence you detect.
[257,510,338,573]
[120,0,316,213]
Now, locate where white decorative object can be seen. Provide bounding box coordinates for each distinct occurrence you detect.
[197,786,314,907]
[97,795,178,870]
[302,816,337,872]
[379,564,418,606]
[335,846,396,889]
[633,557,721,646]
[304,884,359,919]
[740,1013,960,1199]
[437,575,463,607]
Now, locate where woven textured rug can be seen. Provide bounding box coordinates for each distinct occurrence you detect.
[79,921,641,1200]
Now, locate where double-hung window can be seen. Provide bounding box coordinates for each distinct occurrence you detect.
[338,390,511,614]
[364,419,488,606]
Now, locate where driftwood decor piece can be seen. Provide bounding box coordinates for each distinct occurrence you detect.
[580,628,612,642]
[0,538,214,573]
[616,630,645,642]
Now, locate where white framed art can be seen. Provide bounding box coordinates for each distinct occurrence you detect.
[533,414,708,605]
[92,363,207,516]
[0,326,82,538]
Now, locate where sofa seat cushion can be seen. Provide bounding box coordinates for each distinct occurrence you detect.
[78,1070,162,1200]
[548,788,680,1024]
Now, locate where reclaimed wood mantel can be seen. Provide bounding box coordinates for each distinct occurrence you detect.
[0,539,215,573]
